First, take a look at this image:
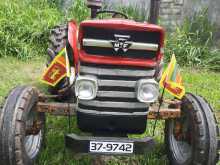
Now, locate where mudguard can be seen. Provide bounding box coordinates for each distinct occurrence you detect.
[68,20,79,69]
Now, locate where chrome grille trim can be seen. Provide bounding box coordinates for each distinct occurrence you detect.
[97,91,136,98]
[79,100,147,109]
[78,63,156,114]
[83,38,159,51]
[78,108,148,116]
[98,79,136,87]
[80,65,155,77]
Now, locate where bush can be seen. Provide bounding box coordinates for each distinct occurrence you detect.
[104,1,149,22]
[66,0,89,22]
[0,0,89,60]
[0,0,64,59]
[166,9,220,71]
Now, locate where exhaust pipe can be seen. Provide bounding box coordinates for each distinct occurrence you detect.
[87,0,160,23]
[149,0,161,24]
[87,0,102,19]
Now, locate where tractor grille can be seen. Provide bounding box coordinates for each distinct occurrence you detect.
[77,62,156,114]
[82,27,161,59]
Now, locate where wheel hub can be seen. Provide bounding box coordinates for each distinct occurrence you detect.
[24,109,43,159]
[169,115,193,163]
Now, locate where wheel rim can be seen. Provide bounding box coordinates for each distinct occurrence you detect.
[168,116,192,164]
[24,110,43,159]
[24,131,42,159]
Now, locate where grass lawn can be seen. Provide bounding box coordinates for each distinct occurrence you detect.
[0,57,219,165]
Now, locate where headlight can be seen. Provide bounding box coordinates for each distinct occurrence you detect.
[136,79,159,103]
[75,76,98,100]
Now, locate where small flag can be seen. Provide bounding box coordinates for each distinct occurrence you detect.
[41,48,69,87]
[159,54,185,99]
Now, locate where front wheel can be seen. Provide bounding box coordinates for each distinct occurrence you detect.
[165,93,219,165]
[0,86,45,165]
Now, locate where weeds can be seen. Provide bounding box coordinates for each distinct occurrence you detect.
[117,4,149,22]
[166,9,220,71]
[67,0,89,22]
[104,1,150,22]
[0,0,62,59]
[0,0,88,60]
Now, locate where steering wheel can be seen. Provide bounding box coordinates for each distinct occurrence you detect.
[96,10,128,19]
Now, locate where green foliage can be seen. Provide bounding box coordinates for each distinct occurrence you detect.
[67,0,89,22]
[47,0,63,8]
[0,0,62,59]
[117,4,149,22]
[0,0,89,60]
[0,0,61,59]
[166,9,220,71]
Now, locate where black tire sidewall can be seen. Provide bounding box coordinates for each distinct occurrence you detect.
[0,86,45,165]
[47,25,68,92]
[165,93,219,165]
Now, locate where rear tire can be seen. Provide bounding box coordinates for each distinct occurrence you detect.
[165,93,219,165]
[47,25,72,100]
[0,86,45,165]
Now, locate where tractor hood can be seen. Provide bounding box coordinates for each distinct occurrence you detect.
[78,19,165,68]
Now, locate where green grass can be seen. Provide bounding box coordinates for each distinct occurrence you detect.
[0,57,219,164]
[0,0,89,60]
[0,56,45,103]
[165,9,220,71]
[0,0,62,59]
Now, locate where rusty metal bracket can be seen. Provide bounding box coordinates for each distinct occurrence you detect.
[37,102,75,116]
[25,120,43,135]
[36,101,181,120]
[148,106,181,119]
[38,93,60,102]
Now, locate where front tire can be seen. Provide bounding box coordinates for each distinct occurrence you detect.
[0,86,45,165]
[165,93,219,165]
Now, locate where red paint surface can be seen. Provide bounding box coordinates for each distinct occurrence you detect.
[43,62,66,85]
[78,19,165,68]
[79,50,157,67]
[68,21,79,68]
[163,80,183,95]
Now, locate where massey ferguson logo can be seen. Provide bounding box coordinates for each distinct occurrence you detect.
[111,34,132,52]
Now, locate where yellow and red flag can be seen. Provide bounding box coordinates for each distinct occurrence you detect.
[159,54,185,99]
[41,48,69,87]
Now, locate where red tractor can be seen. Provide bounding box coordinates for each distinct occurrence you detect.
[0,0,219,164]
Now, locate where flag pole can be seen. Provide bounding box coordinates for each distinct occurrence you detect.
[152,81,166,136]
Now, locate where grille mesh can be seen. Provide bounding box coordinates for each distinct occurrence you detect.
[82,27,161,59]
[77,63,156,114]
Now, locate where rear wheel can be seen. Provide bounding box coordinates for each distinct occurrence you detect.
[165,93,219,165]
[0,86,45,165]
[47,24,72,100]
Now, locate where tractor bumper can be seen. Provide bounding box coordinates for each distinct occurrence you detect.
[65,133,155,155]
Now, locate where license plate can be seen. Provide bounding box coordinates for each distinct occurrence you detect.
[89,141,134,154]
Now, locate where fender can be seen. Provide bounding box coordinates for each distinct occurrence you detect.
[68,20,79,70]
